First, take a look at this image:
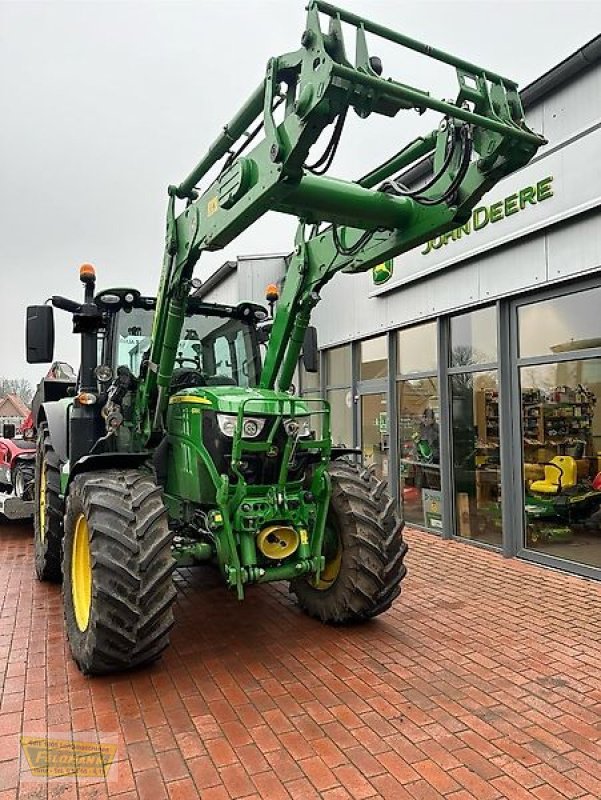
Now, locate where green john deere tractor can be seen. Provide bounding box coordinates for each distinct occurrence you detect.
[25,1,545,674]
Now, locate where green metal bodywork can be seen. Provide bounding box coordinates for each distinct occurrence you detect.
[526,489,601,520]
[164,387,331,597]
[61,2,546,598]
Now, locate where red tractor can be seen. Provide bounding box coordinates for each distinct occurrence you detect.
[0,362,75,521]
[0,435,36,518]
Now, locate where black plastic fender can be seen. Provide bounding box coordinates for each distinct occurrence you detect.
[12,452,35,468]
[38,401,71,464]
[66,452,152,492]
[331,447,362,460]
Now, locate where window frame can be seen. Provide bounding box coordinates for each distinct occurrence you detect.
[509,277,601,579]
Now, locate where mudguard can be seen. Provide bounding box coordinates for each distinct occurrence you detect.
[331,447,362,460]
[38,399,72,464]
[66,452,152,491]
[12,452,35,466]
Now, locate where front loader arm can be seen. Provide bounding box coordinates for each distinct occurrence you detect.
[139,0,545,434]
[261,109,541,391]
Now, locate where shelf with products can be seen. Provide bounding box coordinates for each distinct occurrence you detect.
[476,384,596,453]
[475,388,500,448]
[521,385,596,451]
[522,384,598,487]
[473,389,502,511]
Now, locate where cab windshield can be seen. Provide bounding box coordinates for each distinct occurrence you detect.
[114,307,262,388]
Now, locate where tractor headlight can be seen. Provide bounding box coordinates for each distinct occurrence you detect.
[284,418,312,438]
[216,414,265,438]
[217,415,237,437]
[242,418,261,438]
[94,364,113,383]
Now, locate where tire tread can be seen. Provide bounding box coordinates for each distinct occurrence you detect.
[63,469,175,675]
[33,424,63,582]
[291,460,407,623]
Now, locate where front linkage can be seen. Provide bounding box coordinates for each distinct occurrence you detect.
[215,396,332,599]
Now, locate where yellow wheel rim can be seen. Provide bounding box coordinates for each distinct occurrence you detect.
[71,514,92,632]
[39,465,47,541]
[312,528,342,591]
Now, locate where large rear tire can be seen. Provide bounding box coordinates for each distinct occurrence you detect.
[291,461,407,623]
[33,423,63,582]
[62,469,176,675]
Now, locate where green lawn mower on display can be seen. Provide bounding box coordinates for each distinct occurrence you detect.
[26,2,545,674]
[525,457,601,544]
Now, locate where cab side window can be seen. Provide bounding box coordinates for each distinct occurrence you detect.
[212,336,233,379]
[116,310,153,378]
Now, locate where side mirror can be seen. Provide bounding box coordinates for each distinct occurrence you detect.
[256,320,273,345]
[26,306,55,363]
[302,326,319,373]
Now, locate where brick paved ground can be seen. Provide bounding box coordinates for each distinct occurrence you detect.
[0,520,600,800]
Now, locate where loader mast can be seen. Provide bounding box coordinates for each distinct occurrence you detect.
[139,0,545,434]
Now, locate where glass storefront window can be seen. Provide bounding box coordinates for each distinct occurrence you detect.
[518,286,601,358]
[521,358,601,567]
[360,336,387,381]
[302,392,323,439]
[398,378,441,530]
[450,306,497,367]
[398,322,437,374]
[327,388,353,447]
[451,370,502,547]
[300,360,320,392]
[361,393,388,480]
[325,345,351,386]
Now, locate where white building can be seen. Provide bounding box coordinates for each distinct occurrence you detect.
[198,36,601,581]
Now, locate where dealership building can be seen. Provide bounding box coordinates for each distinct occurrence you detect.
[198,36,601,580]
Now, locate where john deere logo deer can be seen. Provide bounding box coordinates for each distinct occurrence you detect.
[372,260,394,285]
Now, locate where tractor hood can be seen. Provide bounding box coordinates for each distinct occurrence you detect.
[168,386,311,416]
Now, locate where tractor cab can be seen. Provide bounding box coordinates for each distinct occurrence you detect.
[93,288,267,394]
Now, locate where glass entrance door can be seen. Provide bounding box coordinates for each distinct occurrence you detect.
[360,393,389,481]
[516,286,601,570]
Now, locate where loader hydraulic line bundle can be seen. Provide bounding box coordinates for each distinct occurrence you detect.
[25,2,545,674]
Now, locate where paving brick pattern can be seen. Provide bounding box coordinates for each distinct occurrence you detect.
[1,520,600,799]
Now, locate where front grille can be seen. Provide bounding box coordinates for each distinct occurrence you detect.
[202,411,314,485]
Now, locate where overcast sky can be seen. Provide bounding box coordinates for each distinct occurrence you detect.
[2,0,601,385]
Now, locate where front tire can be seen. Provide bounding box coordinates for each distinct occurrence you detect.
[291,461,407,623]
[63,469,176,675]
[13,460,35,500]
[33,423,63,582]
